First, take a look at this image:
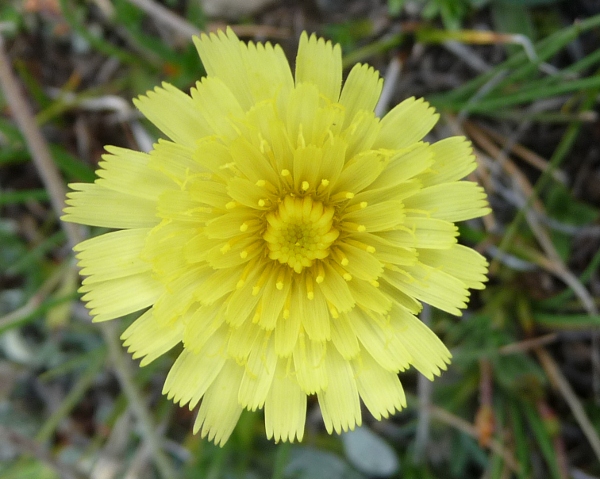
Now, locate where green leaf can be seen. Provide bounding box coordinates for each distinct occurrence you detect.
[491,2,535,56]
[545,183,599,226]
[509,400,532,479]
[286,447,365,479]
[0,460,59,479]
[49,145,96,182]
[388,0,407,16]
[533,313,600,329]
[341,427,399,477]
[522,402,562,479]
[493,0,561,5]
[0,189,49,206]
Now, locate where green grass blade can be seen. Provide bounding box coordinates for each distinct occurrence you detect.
[0,189,49,205]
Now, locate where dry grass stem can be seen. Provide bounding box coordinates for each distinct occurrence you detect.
[0,33,176,479]
[498,333,558,355]
[429,406,521,473]
[535,348,600,463]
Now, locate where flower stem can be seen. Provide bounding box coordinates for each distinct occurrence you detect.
[271,442,292,479]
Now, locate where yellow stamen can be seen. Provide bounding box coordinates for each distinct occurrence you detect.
[264,195,339,274]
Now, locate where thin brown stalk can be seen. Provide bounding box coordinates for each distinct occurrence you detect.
[0,34,176,479]
[475,122,567,184]
[429,405,521,473]
[465,122,597,315]
[498,333,558,355]
[535,348,600,463]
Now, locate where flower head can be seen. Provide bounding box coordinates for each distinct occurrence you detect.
[63,29,490,445]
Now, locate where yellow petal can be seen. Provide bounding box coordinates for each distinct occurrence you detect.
[293,333,327,394]
[79,272,163,322]
[163,336,226,408]
[293,145,325,192]
[347,279,391,313]
[417,136,477,186]
[265,359,307,442]
[353,178,421,205]
[224,266,262,327]
[183,302,225,354]
[336,243,383,282]
[227,317,261,362]
[152,265,211,324]
[187,179,230,208]
[367,143,432,191]
[121,309,183,366]
[257,268,291,331]
[300,284,330,342]
[143,222,200,280]
[241,101,294,176]
[133,82,210,148]
[206,237,261,269]
[330,313,360,360]
[353,349,406,420]
[226,177,271,209]
[403,181,491,222]
[197,267,240,305]
[286,83,320,148]
[75,228,151,283]
[238,331,277,411]
[317,347,362,434]
[348,308,411,372]
[64,183,158,228]
[190,76,245,139]
[384,262,470,316]
[274,285,299,356]
[156,190,213,223]
[418,244,489,290]
[193,359,244,446]
[339,63,383,123]
[149,140,200,185]
[376,217,458,250]
[229,135,279,186]
[315,137,346,188]
[343,201,404,232]
[333,149,388,195]
[295,32,342,101]
[342,110,381,160]
[376,97,439,149]
[367,238,417,267]
[194,28,294,111]
[96,146,172,200]
[204,208,259,239]
[322,262,357,311]
[390,304,452,380]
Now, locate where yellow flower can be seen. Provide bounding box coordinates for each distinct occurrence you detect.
[63,29,490,445]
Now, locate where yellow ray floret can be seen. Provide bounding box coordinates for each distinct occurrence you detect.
[62,27,490,446]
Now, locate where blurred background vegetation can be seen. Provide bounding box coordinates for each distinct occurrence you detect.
[1,0,600,478]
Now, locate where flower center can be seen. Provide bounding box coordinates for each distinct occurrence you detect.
[263,196,339,273]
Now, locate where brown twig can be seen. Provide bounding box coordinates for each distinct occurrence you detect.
[535,348,600,463]
[0,40,82,249]
[428,405,521,473]
[498,333,558,355]
[475,359,495,447]
[475,122,567,184]
[465,121,597,316]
